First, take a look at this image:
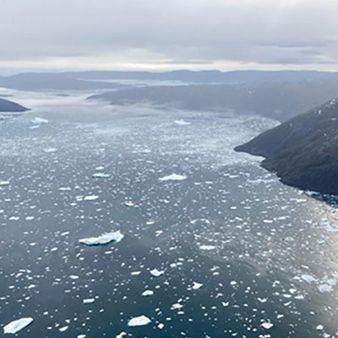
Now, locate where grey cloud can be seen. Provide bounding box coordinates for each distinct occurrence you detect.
[1,0,338,70]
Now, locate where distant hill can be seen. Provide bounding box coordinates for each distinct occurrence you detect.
[0,98,28,112]
[2,70,338,92]
[0,73,128,91]
[235,98,338,195]
[61,70,338,83]
[88,80,338,121]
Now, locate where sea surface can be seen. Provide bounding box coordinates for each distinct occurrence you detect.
[1,91,338,337]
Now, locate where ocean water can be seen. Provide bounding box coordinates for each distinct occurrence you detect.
[1,93,338,337]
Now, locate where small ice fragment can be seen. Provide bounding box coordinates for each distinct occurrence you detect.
[128,315,151,327]
[3,317,34,334]
[174,119,190,126]
[83,195,99,201]
[83,298,95,304]
[32,117,48,124]
[116,332,127,338]
[171,303,183,310]
[159,174,187,182]
[44,148,57,153]
[261,322,274,330]
[79,230,124,246]
[0,181,10,186]
[301,274,316,284]
[192,282,203,290]
[150,269,164,277]
[59,326,68,332]
[199,244,216,251]
[142,290,154,296]
[92,173,110,178]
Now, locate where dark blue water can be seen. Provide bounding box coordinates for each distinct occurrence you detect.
[1,94,338,337]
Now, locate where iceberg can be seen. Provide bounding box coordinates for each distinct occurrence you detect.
[150,268,164,277]
[159,174,187,182]
[79,230,124,246]
[4,317,33,334]
[192,282,203,290]
[92,173,110,178]
[128,315,151,327]
[83,195,99,201]
[174,119,190,126]
[261,322,274,330]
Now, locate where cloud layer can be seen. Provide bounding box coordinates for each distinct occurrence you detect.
[1,0,338,71]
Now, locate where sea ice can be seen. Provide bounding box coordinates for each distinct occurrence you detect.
[199,244,216,251]
[83,195,99,201]
[79,230,124,246]
[32,117,48,124]
[174,119,190,126]
[142,290,154,296]
[59,326,68,332]
[92,173,110,178]
[83,298,95,304]
[3,317,33,334]
[127,315,151,327]
[159,174,187,182]
[150,268,164,277]
[261,322,274,330]
[192,282,203,290]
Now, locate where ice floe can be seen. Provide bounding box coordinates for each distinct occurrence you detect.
[79,230,124,246]
[174,119,190,126]
[261,321,274,330]
[127,315,151,327]
[83,195,99,201]
[150,268,164,277]
[92,172,110,178]
[192,282,203,290]
[159,174,187,182]
[3,317,33,334]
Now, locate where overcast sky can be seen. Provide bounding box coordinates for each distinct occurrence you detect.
[1,0,338,73]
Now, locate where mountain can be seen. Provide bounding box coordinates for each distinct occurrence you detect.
[2,70,338,92]
[88,80,338,121]
[36,70,338,83]
[0,98,28,112]
[0,73,128,91]
[235,98,338,195]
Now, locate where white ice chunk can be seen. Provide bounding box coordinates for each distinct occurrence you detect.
[116,332,127,338]
[150,269,164,277]
[142,290,154,296]
[192,282,203,290]
[301,274,316,284]
[32,117,48,124]
[261,322,274,330]
[59,326,68,332]
[44,148,57,153]
[3,317,33,334]
[128,315,151,327]
[92,173,110,178]
[83,195,99,201]
[174,119,190,126]
[199,244,216,251]
[83,298,95,304]
[159,174,187,182]
[79,230,124,246]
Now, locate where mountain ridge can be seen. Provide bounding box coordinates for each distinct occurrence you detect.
[235,98,338,195]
